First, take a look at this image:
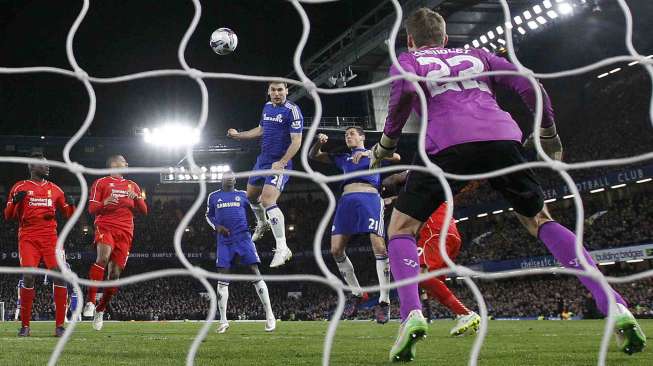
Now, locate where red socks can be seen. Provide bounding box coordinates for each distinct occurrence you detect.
[96,287,118,313]
[20,287,35,328]
[86,263,105,304]
[420,277,470,316]
[53,285,68,327]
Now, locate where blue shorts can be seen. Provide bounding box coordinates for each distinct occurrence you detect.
[216,232,261,269]
[332,192,384,237]
[247,156,290,192]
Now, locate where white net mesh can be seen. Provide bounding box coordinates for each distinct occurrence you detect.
[0,0,652,365]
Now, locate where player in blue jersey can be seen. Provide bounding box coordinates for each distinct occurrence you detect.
[206,172,276,333]
[15,278,23,320]
[309,127,400,323]
[227,82,303,268]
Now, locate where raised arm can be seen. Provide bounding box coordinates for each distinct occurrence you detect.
[227,126,262,141]
[308,133,331,164]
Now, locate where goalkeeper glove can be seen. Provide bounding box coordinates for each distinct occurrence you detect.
[524,125,563,161]
[370,134,398,169]
[12,191,27,204]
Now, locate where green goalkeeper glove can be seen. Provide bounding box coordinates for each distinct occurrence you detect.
[524,125,563,161]
[370,134,398,169]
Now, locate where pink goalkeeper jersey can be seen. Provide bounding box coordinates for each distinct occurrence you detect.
[383,47,555,155]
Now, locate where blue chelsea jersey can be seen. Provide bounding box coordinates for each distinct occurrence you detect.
[259,101,304,162]
[330,147,384,189]
[205,189,250,242]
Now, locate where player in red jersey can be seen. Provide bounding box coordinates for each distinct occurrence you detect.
[82,155,148,330]
[383,172,480,336]
[4,152,76,337]
[417,203,480,336]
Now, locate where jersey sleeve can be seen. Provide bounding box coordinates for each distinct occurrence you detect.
[4,182,22,220]
[383,52,419,139]
[52,184,74,218]
[287,104,304,134]
[484,51,555,128]
[131,181,148,215]
[205,193,218,230]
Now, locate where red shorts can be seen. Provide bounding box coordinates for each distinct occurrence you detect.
[94,224,133,269]
[19,235,62,269]
[417,218,461,273]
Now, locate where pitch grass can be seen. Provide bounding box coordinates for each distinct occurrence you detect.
[1,320,651,365]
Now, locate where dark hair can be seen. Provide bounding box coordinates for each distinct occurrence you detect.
[29,151,45,159]
[405,8,446,48]
[268,81,288,89]
[106,154,123,168]
[345,126,365,137]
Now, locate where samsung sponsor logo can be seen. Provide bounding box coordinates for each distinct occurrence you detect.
[263,113,284,123]
[216,202,241,209]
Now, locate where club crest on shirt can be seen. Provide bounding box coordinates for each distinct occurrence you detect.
[109,183,115,187]
[47,189,51,197]
[235,196,241,202]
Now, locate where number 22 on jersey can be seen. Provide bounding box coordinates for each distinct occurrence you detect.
[417,55,490,97]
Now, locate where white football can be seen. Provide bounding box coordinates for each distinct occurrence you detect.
[210,28,238,55]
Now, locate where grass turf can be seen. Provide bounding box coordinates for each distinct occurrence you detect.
[0,320,651,365]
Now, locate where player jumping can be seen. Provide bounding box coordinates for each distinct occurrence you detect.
[309,128,399,323]
[206,172,276,333]
[383,172,480,336]
[82,155,148,330]
[371,8,646,361]
[4,152,76,337]
[227,82,303,268]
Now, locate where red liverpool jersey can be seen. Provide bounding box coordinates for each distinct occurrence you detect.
[88,176,147,232]
[4,180,73,238]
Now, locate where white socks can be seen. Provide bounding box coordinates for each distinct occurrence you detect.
[217,282,229,323]
[265,205,287,251]
[254,280,274,320]
[250,203,267,226]
[334,255,362,296]
[376,255,391,304]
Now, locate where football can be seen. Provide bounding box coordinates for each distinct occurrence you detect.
[210,28,238,55]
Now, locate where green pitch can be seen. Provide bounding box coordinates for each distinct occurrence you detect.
[1,320,651,365]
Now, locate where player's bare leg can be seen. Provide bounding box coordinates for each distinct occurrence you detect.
[370,233,391,324]
[84,243,111,317]
[93,260,122,331]
[249,265,276,331]
[215,267,230,333]
[331,234,366,317]
[18,274,35,337]
[387,209,428,362]
[517,206,646,354]
[247,184,269,241]
[260,184,292,267]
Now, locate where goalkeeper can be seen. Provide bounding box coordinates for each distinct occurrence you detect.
[372,8,646,362]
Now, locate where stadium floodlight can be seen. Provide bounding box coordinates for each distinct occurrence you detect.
[547,10,559,18]
[558,2,573,15]
[496,26,504,35]
[536,16,547,25]
[523,10,533,20]
[517,27,527,35]
[628,61,639,66]
[609,67,621,74]
[497,38,506,45]
[464,44,470,49]
[528,21,539,30]
[533,5,543,14]
[514,15,523,25]
[543,0,553,9]
[480,35,488,44]
[489,43,498,49]
[472,39,480,48]
[143,123,200,147]
[597,72,609,79]
[487,30,495,39]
